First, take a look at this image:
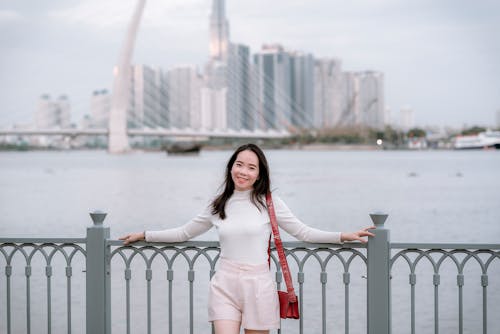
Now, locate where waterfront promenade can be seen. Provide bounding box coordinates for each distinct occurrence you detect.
[1,211,499,334]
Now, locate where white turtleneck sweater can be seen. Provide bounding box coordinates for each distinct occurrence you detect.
[145,190,342,264]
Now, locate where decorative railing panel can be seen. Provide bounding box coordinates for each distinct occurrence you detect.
[106,240,367,334]
[0,239,86,334]
[390,244,500,334]
[108,241,221,334]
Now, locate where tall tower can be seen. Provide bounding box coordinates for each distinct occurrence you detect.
[314,58,343,128]
[253,44,292,130]
[35,94,71,129]
[289,51,315,128]
[167,65,202,129]
[399,106,414,131]
[209,0,230,61]
[227,43,252,130]
[90,90,111,128]
[358,71,385,129]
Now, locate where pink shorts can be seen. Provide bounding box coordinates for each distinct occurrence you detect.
[208,257,280,330]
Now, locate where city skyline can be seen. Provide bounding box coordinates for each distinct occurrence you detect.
[0,0,499,129]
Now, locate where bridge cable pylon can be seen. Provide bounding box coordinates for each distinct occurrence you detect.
[108,0,146,153]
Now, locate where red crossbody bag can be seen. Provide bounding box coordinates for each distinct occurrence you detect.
[266,192,300,319]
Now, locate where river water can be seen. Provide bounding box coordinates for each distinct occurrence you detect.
[1,149,499,333]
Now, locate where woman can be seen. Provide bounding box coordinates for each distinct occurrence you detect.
[120,143,374,334]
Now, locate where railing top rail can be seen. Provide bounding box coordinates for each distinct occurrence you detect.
[2,239,497,250]
[391,242,500,250]
[0,237,87,244]
[106,240,220,247]
[106,239,364,249]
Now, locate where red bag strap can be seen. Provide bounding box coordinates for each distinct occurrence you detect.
[266,192,297,303]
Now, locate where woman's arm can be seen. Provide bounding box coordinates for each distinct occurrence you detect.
[273,195,374,243]
[119,206,214,245]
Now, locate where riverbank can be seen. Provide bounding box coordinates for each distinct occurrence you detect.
[2,141,499,152]
[0,142,382,152]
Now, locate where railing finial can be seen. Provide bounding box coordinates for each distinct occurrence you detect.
[89,210,107,225]
[369,212,388,227]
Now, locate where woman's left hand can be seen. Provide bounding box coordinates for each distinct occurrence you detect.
[341,226,376,243]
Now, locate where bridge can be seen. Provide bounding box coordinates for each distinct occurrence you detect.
[0,128,290,139]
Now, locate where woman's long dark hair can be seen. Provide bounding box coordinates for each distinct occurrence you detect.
[211,143,271,219]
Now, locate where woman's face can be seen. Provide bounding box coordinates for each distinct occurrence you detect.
[231,149,260,191]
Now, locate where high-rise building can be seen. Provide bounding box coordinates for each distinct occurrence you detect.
[314,58,343,128]
[385,107,393,128]
[89,89,111,128]
[201,86,227,130]
[227,43,253,130]
[129,65,168,128]
[202,60,228,130]
[315,61,386,130]
[252,45,317,130]
[253,44,292,130]
[400,106,414,131]
[166,65,203,129]
[289,51,315,128]
[358,71,385,129]
[318,70,386,129]
[57,96,71,128]
[36,95,53,129]
[338,72,360,127]
[205,0,255,131]
[35,94,71,129]
[209,0,230,61]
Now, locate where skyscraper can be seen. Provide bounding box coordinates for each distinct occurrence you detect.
[400,106,414,131]
[35,94,71,129]
[202,59,228,130]
[201,0,231,130]
[166,65,203,129]
[128,65,168,129]
[358,71,385,129]
[314,58,343,128]
[253,44,292,130]
[338,72,360,127]
[227,43,253,130]
[209,0,230,61]
[289,51,315,128]
[323,70,386,129]
[90,89,111,128]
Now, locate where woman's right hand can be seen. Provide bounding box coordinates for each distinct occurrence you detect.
[119,231,145,245]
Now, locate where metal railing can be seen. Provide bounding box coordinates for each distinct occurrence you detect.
[1,212,499,334]
[390,243,499,334]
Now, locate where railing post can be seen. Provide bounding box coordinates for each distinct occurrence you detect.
[367,212,391,334]
[86,211,111,334]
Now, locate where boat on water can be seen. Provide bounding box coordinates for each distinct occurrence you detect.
[164,141,202,155]
[453,131,500,150]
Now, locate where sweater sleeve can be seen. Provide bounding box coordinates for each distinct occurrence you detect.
[273,195,342,244]
[145,205,214,242]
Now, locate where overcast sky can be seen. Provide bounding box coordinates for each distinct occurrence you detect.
[1,0,499,129]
